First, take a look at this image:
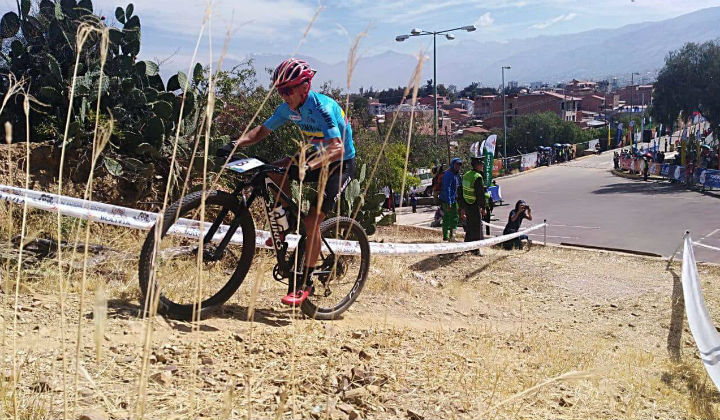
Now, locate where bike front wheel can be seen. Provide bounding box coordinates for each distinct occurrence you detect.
[299,216,370,320]
[138,190,256,320]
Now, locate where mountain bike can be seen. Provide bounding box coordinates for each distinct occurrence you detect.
[138,157,370,321]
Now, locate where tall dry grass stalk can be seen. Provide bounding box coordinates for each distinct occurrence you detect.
[134,5,213,417]
[350,52,425,225]
[11,93,31,420]
[54,23,99,419]
[484,370,595,415]
[396,51,425,238]
[2,75,25,307]
[71,116,113,418]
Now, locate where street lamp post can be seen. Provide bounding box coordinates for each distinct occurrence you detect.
[630,72,639,152]
[396,25,476,165]
[501,65,511,161]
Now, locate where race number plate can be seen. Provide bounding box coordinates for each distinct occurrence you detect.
[225,158,264,174]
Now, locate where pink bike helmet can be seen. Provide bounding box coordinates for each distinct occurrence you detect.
[272,58,316,89]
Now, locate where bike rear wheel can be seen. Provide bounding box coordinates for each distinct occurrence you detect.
[299,217,370,320]
[138,190,256,320]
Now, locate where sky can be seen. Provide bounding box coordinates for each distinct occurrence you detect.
[7,0,720,73]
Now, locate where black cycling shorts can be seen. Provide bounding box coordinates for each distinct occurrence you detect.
[287,157,357,214]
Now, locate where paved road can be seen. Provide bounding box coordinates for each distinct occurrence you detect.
[398,151,720,263]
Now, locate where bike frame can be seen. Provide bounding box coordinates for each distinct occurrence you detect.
[199,166,335,278]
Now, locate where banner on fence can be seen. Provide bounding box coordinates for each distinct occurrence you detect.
[673,165,686,182]
[660,164,671,177]
[649,163,662,176]
[520,152,538,171]
[620,156,631,170]
[700,169,720,188]
[492,158,503,177]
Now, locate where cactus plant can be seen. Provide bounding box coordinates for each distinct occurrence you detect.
[0,0,210,189]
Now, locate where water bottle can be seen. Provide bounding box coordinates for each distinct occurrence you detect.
[271,206,290,232]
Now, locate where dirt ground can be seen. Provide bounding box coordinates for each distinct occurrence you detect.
[1,219,720,420]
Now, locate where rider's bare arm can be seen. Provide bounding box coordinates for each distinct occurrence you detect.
[236,125,271,147]
[307,137,344,170]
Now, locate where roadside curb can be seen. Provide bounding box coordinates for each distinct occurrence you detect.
[611,169,665,182]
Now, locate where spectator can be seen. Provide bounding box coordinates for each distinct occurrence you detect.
[431,206,443,228]
[502,200,533,250]
[459,157,486,255]
[410,190,418,213]
[613,152,619,169]
[642,156,650,181]
[431,164,444,204]
[439,158,462,241]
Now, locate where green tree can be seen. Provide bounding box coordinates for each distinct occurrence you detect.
[651,41,720,132]
[503,112,600,155]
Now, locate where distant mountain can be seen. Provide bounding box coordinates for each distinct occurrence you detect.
[232,7,720,91]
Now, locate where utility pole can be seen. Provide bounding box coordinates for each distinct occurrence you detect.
[396,25,477,166]
[502,65,511,161]
[630,72,639,152]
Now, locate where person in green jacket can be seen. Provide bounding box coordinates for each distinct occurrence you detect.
[460,157,487,253]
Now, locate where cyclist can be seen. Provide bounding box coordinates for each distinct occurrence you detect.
[216,58,356,307]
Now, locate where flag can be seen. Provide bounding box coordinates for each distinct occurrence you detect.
[482,134,497,187]
[469,141,481,158]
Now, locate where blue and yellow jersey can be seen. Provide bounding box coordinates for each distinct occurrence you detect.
[263,91,355,161]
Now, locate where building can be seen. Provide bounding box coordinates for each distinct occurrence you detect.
[566,79,598,97]
[458,125,490,138]
[368,100,386,116]
[580,94,606,114]
[473,95,496,119]
[483,91,581,129]
[450,98,475,116]
[417,94,450,108]
[383,104,452,136]
[617,84,653,106]
[445,107,473,126]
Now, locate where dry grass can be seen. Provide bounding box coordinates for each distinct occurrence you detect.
[0,216,719,419]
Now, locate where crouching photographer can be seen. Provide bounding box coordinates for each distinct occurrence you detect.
[502,200,533,250]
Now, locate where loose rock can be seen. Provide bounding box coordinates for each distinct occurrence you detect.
[31,381,52,392]
[78,409,108,420]
[150,371,172,387]
[407,408,425,420]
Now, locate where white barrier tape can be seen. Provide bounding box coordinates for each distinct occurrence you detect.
[682,235,720,391]
[481,220,506,230]
[694,242,720,253]
[0,185,545,256]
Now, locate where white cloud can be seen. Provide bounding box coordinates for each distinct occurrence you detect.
[475,12,495,27]
[90,0,317,39]
[530,12,578,29]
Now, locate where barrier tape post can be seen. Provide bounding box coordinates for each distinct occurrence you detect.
[544,219,547,246]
